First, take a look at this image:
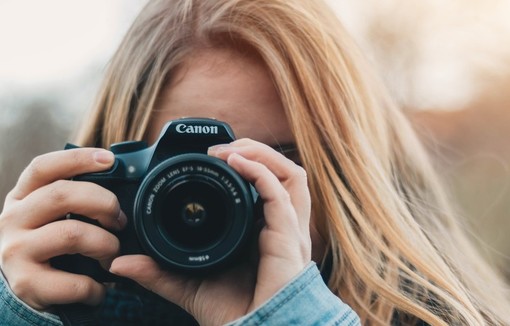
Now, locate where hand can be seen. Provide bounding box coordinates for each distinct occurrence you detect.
[0,148,125,310]
[109,138,312,325]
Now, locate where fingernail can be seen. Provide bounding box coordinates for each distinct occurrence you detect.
[93,150,114,164]
[117,211,127,229]
[208,144,230,154]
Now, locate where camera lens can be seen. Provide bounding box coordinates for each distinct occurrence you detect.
[133,153,255,271]
[158,178,230,250]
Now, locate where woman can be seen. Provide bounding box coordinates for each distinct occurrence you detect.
[1,0,509,325]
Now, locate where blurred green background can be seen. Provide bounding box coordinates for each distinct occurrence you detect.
[1,0,509,279]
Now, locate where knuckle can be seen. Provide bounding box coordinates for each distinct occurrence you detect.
[5,189,17,203]
[276,188,292,204]
[0,206,16,225]
[98,234,120,258]
[255,161,271,175]
[233,138,251,146]
[0,239,23,265]
[0,217,5,235]
[9,274,32,300]
[103,193,120,216]
[47,180,70,203]
[26,155,47,180]
[59,221,83,244]
[68,149,88,168]
[70,278,93,301]
[293,165,308,179]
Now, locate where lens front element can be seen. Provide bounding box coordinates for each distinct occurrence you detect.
[159,178,230,251]
[133,153,254,271]
[182,202,206,226]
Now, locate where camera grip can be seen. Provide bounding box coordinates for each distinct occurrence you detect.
[51,254,118,283]
[49,215,124,283]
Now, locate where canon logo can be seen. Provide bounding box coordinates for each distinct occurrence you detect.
[176,123,219,135]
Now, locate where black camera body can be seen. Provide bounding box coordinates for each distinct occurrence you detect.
[52,118,257,282]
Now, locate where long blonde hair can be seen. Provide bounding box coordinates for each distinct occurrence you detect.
[77,0,510,324]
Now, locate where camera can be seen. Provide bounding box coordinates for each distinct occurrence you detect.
[52,118,257,281]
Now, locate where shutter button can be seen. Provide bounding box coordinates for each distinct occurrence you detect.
[110,141,148,154]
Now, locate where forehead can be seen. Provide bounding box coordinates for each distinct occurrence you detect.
[147,48,293,145]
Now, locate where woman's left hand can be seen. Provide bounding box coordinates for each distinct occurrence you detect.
[109,138,312,325]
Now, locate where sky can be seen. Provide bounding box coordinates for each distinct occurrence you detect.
[0,0,146,87]
[1,0,509,111]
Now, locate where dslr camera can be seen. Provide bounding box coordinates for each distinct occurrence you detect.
[52,118,257,281]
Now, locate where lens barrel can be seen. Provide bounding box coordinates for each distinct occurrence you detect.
[133,153,254,271]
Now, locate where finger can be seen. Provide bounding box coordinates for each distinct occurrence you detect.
[110,255,190,308]
[209,139,310,222]
[12,180,126,230]
[227,153,303,234]
[7,148,114,203]
[223,142,310,233]
[209,138,300,180]
[28,219,120,263]
[12,264,106,309]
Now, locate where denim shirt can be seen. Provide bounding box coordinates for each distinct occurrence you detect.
[0,263,360,326]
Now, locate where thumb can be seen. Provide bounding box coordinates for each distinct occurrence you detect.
[109,255,193,309]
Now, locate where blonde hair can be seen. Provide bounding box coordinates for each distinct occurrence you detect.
[77,0,510,324]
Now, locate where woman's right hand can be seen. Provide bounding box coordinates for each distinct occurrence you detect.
[0,148,126,310]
